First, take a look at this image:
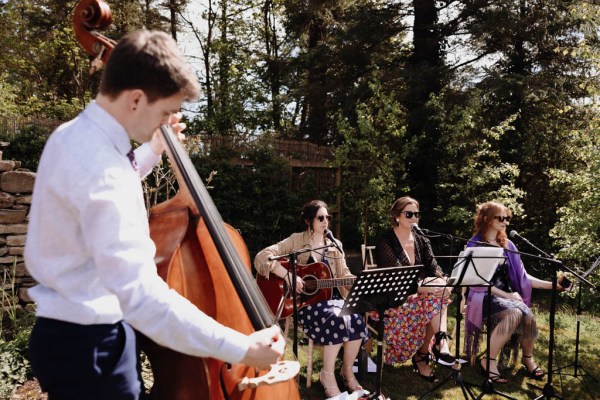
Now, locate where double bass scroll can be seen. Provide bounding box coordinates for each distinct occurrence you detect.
[73,0,117,74]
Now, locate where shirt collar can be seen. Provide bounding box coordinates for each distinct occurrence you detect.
[83,101,132,156]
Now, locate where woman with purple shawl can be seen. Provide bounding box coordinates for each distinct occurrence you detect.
[464,201,563,383]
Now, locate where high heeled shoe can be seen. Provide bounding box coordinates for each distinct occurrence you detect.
[341,364,363,393]
[522,355,545,380]
[411,350,438,383]
[319,370,342,398]
[432,331,456,366]
[480,357,508,384]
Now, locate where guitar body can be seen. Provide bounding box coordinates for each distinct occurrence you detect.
[256,261,333,319]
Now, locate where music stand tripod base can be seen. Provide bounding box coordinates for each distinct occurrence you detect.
[417,283,478,400]
[440,249,515,400]
[340,265,423,400]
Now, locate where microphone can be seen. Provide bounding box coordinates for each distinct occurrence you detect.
[508,230,530,245]
[325,229,344,253]
[411,223,426,236]
[509,230,551,257]
[508,230,521,240]
[508,230,534,247]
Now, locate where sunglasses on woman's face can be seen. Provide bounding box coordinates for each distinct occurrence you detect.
[316,215,332,222]
[402,211,421,219]
[494,216,511,222]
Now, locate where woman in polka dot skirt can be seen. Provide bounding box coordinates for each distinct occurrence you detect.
[255,200,368,398]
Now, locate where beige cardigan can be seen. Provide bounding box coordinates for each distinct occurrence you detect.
[254,231,354,299]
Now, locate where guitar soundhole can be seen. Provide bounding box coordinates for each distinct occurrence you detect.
[302,275,318,296]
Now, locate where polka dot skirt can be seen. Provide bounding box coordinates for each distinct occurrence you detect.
[298,298,368,345]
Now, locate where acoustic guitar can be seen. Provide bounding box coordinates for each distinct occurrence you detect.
[256,260,356,319]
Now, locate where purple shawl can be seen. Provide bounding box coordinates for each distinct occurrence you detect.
[465,234,532,334]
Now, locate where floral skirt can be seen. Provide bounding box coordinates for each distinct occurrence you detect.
[370,292,445,364]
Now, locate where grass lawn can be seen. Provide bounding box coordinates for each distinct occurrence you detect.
[291,303,600,400]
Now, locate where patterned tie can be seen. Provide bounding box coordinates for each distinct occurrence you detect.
[127,149,140,175]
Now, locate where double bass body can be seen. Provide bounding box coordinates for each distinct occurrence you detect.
[142,135,301,400]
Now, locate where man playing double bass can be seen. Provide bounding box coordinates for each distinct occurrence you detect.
[24,30,284,399]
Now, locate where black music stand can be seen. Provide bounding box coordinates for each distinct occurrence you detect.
[418,249,515,400]
[554,255,600,394]
[339,265,422,400]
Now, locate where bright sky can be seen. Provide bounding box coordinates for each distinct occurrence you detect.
[178,2,208,72]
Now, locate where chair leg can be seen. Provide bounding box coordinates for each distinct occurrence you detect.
[306,338,314,388]
[283,316,291,339]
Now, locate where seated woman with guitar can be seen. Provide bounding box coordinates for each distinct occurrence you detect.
[372,196,453,383]
[255,200,368,398]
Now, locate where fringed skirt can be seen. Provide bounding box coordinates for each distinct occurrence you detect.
[465,294,538,365]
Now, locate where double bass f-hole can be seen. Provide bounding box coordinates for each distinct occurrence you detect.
[73,0,117,74]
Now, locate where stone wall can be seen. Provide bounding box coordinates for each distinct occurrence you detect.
[0,148,36,306]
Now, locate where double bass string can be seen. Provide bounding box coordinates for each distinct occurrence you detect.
[159,125,275,329]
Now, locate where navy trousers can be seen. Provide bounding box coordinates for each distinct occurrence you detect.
[29,317,143,400]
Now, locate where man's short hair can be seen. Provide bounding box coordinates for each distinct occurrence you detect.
[99,30,200,103]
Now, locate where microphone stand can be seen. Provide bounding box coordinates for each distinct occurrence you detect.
[502,245,593,400]
[553,256,600,392]
[268,243,336,357]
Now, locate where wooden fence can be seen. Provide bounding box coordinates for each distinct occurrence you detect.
[0,116,60,137]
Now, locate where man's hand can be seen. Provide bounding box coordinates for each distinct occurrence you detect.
[149,112,186,155]
[240,325,285,370]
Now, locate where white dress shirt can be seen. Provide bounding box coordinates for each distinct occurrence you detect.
[24,101,250,364]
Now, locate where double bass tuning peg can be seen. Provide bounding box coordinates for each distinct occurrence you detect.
[90,46,107,75]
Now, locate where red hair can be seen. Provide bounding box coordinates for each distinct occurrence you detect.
[473,201,512,248]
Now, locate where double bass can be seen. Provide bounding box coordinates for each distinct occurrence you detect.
[73,1,301,398]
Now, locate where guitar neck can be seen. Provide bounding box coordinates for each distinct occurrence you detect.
[318,277,356,289]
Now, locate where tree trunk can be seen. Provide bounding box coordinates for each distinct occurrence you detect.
[404,0,445,214]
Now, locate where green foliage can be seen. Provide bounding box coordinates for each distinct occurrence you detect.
[549,110,600,276]
[0,1,96,110]
[279,0,409,144]
[0,335,31,398]
[0,124,51,171]
[0,264,19,340]
[547,4,600,284]
[0,261,35,398]
[188,139,327,255]
[458,0,600,257]
[334,78,406,247]
[0,74,20,119]
[431,89,524,237]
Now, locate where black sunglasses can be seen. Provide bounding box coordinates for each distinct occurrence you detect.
[402,211,421,219]
[316,215,333,222]
[494,216,511,222]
